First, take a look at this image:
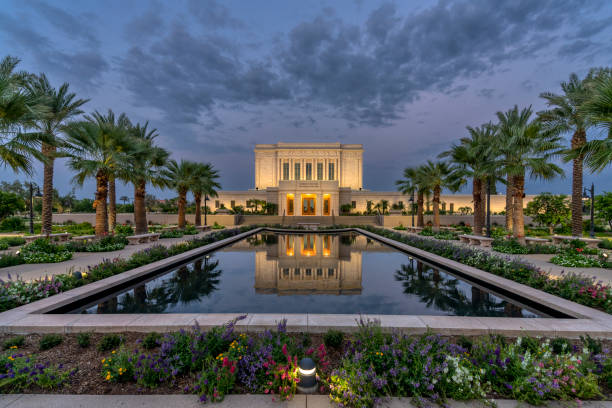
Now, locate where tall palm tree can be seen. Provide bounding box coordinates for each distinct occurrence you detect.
[396,167,429,227]
[538,72,595,236]
[27,74,88,234]
[118,122,169,234]
[576,71,612,172]
[163,159,197,228]
[497,106,564,242]
[418,160,460,230]
[440,124,498,235]
[191,163,221,227]
[85,110,131,232]
[0,56,47,174]
[64,121,131,236]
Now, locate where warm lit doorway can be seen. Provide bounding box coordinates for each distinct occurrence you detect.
[286,194,294,215]
[323,194,330,215]
[301,194,316,215]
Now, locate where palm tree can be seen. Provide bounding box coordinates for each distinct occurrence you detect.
[396,167,429,227]
[191,163,220,226]
[575,71,612,172]
[497,106,564,242]
[163,159,197,228]
[0,56,47,174]
[120,195,129,205]
[538,72,596,236]
[27,74,88,234]
[85,110,131,232]
[64,121,131,236]
[418,160,460,230]
[440,124,498,235]
[118,122,168,234]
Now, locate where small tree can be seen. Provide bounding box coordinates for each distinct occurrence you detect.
[0,191,25,220]
[524,193,570,234]
[340,203,352,214]
[595,192,612,230]
[458,206,472,215]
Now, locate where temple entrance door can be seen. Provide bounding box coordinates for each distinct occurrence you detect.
[302,195,316,215]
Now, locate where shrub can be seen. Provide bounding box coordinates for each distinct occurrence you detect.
[142,332,161,350]
[551,337,571,354]
[0,352,74,391]
[0,216,25,232]
[212,221,225,230]
[0,236,25,247]
[98,334,123,352]
[599,239,612,250]
[77,333,91,348]
[2,336,25,350]
[323,329,344,349]
[493,238,529,254]
[183,225,198,235]
[20,239,72,264]
[114,224,133,235]
[101,347,134,383]
[0,253,23,268]
[39,334,63,350]
[160,230,183,239]
[550,250,605,268]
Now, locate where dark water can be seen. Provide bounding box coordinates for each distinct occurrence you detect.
[71,232,547,317]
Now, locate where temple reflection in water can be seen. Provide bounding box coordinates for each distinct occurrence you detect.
[224,233,393,295]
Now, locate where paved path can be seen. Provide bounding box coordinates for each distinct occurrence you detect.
[0,395,609,408]
[0,231,215,282]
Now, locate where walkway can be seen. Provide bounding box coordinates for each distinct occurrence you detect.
[0,395,609,408]
[0,231,215,282]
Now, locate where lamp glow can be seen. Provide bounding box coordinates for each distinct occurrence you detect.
[297,357,317,393]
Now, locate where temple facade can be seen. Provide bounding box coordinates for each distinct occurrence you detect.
[215,142,532,216]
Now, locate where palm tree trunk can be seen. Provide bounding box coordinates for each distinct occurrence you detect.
[473,178,483,235]
[417,191,424,227]
[571,130,586,236]
[194,192,202,226]
[94,170,108,236]
[41,142,55,235]
[505,174,514,231]
[480,179,487,231]
[108,176,116,232]
[512,174,525,244]
[433,185,441,231]
[133,180,147,235]
[178,189,187,228]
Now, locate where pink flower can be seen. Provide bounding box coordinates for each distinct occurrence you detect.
[282,344,288,356]
[230,365,235,374]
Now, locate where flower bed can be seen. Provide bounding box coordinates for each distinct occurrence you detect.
[551,249,607,268]
[355,226,612,313]
[0,227,256,313]
[0,319,611,406]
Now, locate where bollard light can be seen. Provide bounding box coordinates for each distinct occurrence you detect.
[297,357,317,393]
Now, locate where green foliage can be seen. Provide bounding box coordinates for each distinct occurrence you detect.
[595,192,612,230]
[52,222,94,235]
[0,216,25,232]
[20,239,72,264]
[114,224,133,235]
[0,253,24,268]
[493,238,529,254]
[142,332,161,350]
[39,334,63,350]
[183,225,198,235]
[0,352,73,392]
[393,224,406,230]
[0,191,25,221]
[101,347,134,382]
[599,239,612,250]
[550,249,605,268]
[524,193,570,233]
[160,229,184,238]
[212,221,225,229]
[98,334,123,352]
[77,333,91,348]
[2,336,24,350]
[551,337,571,354]
[323,329,344,349]
[0,236,25,247]
[581,334,603,355]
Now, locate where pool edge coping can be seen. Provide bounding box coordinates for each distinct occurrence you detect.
[0,227,611,339]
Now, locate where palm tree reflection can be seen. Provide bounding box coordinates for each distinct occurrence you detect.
[394,261,522,317]
[95,257,222,313]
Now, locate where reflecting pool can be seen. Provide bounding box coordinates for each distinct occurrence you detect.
[70,232,549,317]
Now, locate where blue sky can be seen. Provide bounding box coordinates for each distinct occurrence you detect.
[1,0,612,199]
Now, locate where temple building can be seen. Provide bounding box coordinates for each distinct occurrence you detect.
[215,142,531,216]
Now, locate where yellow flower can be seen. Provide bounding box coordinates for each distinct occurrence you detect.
[102,358,106,363]
[10,345,17,349]
[8,356,14,361]
[112,350,116,354]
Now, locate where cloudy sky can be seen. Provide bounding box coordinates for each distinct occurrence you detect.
[1,0,612,199]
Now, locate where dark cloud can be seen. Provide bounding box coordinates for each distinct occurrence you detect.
[28,0,100,47]
[123,0,165,40]
[119,25,290,126]
[477,88,495,99]
[558,39,597,57]
[0,12,108,90]
[188,0,243,29]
